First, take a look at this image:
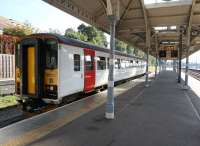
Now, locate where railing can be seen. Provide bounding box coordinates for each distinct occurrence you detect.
[0,54,15,80]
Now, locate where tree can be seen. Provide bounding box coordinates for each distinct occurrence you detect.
[65,28,87,41]
[3,22,35,36]
[149,55,156,66]
[126,45,134,54]
[115,39,127,53]
[137,50,145,58]
[133,48,139,56]
[77,24,108,47]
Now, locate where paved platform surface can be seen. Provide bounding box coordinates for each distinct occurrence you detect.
[1,71,200,146]
[29,71,200,146]
[0,74,147,146]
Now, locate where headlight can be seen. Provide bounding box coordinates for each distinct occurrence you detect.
[50,86,54,91]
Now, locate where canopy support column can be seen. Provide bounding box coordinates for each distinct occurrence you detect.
[184,28,191,88]
[178,29,183,83]
[145,28,150,87]
[106,16,116,119]
[155,33,158,78]
[105,0,120,119]
[184,0,196,89]
[184,46,190,87]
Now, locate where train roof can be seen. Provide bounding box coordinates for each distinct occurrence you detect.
[23,33,146,61]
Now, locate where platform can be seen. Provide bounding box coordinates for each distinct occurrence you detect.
[0,79,15,95]
[1,71,200,146]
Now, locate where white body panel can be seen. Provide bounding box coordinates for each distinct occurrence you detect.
[95,51,109,87]
[58,44,84,100]
[45,43,146,104]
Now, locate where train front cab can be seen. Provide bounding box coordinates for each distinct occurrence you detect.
[15,37,58,109]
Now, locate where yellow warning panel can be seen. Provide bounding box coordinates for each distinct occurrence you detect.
[27,46,35,94]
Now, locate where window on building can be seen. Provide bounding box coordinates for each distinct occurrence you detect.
[74,54,80,71]
[97,56,106,70]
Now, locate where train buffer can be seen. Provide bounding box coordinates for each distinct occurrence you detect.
[0,71,200,146]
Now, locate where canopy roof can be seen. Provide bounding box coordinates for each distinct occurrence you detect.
[43,0,200,58]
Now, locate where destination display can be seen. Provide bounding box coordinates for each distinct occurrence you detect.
[159,45,178,60]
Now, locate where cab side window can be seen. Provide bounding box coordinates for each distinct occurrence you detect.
[97,56,106,70]
[74,54,80,71]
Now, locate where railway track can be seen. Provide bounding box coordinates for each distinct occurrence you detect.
[0,90,100,128]
[188,69,200,81]
[0,74,145,128]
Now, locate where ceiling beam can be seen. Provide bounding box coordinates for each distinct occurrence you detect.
[117,0,133,27]
[43,0,95,25]
[139,0,150,47]
[94,0,107,18]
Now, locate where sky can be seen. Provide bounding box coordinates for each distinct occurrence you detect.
[144,0,190,4]
[0,0,88,33]
[0,0,110,45]
[0,0,198,60]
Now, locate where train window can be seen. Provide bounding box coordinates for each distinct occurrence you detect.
[85,55,94,70]
[97,56,106,70]
[125,60,129,68]
[130,60,133,68]
[74,54,80,71]
[107,58,109,69]
[121,60,126,69]
[135,60,139,67]
[115,59,121,69]
[45,39,58,69]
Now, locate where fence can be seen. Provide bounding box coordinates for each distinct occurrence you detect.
[0,35,19,80]
[0,54,15,80]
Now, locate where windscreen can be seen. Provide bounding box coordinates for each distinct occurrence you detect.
[45,39,58,69]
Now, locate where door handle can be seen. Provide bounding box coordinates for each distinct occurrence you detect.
[81,74,83,78]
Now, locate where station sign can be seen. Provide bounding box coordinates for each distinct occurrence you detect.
[159,45,178,60]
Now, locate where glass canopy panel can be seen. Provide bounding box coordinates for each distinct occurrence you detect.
[144,0,192,8]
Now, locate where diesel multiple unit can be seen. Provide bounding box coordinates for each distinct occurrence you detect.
[15,33,146,107]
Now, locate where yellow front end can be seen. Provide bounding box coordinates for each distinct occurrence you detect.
[44,69,58,99]
[15,67,21,94]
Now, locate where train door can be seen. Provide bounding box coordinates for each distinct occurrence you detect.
[84,48,95,92]
[21,39,45,98]
[27,46,36,94]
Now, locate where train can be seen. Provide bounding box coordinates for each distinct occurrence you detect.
[15,33,146,110]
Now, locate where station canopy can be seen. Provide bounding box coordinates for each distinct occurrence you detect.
[43,0,200,58]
